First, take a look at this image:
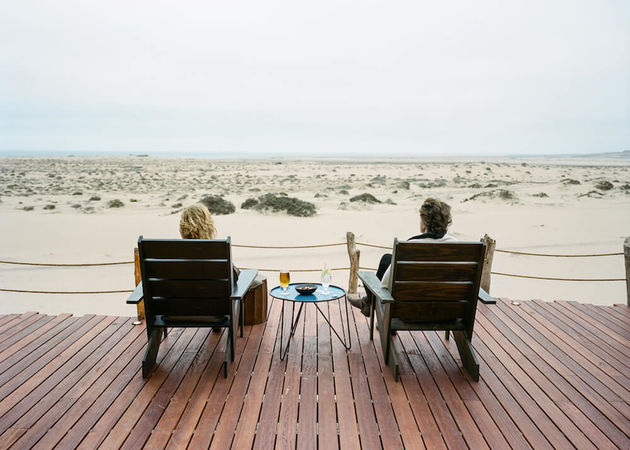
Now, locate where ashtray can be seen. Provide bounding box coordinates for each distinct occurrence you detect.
[295,284,317,295]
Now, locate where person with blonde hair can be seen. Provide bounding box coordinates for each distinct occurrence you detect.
[179,203,217,240]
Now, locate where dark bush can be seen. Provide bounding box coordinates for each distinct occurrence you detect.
[241,198,259,209]
[199,195,236,215]
[595,180,613,191]
[108,199,124,208]
[89,195,101,201]
[247,193,316,217]
[350,193,381,204]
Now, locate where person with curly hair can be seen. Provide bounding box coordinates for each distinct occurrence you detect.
[349,198,456,316]
[179,203,217,240]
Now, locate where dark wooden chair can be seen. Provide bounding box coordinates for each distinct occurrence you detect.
[127,236,257,378]
[358,239,493,381]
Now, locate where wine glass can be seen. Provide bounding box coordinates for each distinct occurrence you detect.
[321,266,332,294]
[280,270,290,296]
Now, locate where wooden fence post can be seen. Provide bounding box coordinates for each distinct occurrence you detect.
[481,234,496,293]
[347,232,360,295]
[134,248,145,321]
[625,237,630,307]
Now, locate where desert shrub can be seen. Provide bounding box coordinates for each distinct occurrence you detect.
[171,202,183,208]
[384,198,397,205]
[130,198,139,202]
[246,193,316,217]
[199,195,236,215]
[464,189,517,202]
[241,198,259,209]
[108,199,124,208]
[620,183,630,191]
[578,190,604,198]
[23,206,34,211]
[71,204,81,209]
[89,195,101,201]
[339,189,349,195]
[469,183,482,188]
[43,204,56,210]
[72,191,82,196]
[350,193,381,204]
[397,181,410,190]
[532,192,549,198]
[499,190,515,200]
[595,180,613,191]
[562,178,581,185]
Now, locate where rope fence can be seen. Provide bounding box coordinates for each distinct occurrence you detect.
[0,241,623,267]
[1,237,627,294]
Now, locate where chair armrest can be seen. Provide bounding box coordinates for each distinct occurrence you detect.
[126,283,143,304]
[478,288,496,304]
[231,269,258,300]
[358,270,394,304]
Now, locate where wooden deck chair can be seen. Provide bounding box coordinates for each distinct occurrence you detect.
[358,239,491,381]
[127,236,257,378]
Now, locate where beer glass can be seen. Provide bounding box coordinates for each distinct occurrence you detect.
[280,270,290,296]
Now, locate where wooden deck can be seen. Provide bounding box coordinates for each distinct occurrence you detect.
[0,297,629,449]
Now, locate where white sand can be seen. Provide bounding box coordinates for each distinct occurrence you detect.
[1,155,628,316]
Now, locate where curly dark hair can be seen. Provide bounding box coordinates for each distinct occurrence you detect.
[419,198,452,236]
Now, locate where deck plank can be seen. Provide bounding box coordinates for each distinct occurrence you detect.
[0,298,627,449]
[483,302,627,447]
[231,298,282,449]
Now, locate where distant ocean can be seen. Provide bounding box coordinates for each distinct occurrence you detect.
[1,149,628,164]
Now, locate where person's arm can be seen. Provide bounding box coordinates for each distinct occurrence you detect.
[380,266,391,289]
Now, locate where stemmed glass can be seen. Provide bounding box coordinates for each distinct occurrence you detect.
[280,269,290,296]
[321,265,332,294]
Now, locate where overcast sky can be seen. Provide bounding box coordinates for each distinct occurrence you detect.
[1,0,628,156]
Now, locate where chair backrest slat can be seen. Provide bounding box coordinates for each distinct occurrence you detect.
[141,239,230,259]
[144,259,230,279]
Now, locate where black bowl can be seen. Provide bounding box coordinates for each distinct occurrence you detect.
[295,284,317,295]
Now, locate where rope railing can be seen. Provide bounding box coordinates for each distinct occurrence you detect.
[0,241,624,267]
[494,249,623,257]
[0,260,134,267]
[1,236,627,295]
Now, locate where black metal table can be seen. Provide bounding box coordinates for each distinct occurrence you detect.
[270,283,351,360]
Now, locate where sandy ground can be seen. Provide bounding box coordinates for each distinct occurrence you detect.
[1,155,628,316]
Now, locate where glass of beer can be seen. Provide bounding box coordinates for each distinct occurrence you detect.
[280,270,290,296]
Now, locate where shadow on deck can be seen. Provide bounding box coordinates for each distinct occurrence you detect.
[0,297,629,449]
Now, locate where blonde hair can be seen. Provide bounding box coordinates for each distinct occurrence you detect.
[179,204,217,239]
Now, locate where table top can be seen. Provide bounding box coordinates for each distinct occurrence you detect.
[269,283,346,302]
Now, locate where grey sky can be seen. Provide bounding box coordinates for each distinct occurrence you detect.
[1,0,628,155]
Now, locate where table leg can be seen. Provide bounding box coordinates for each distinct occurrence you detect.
[314,296,351,350]
[280,302,304,361]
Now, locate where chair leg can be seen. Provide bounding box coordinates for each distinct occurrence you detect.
[445,330,449,340]
[453,331,480,381]
[223,331,232,378]
[142,328,162,378]
[369,293,375,341]
[240,300,244,338]
[230,325,235,362]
